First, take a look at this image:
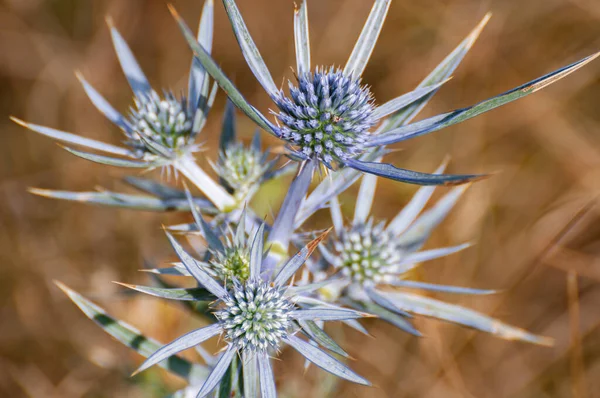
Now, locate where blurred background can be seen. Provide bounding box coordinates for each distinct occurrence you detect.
[2,0,600,396]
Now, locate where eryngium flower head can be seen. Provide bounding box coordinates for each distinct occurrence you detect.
[312,169,553,346]
[216,279,293,352]
[172,0,597,186]
[127,91,195,159]
[127,224,370,397]
[274,67,375,166]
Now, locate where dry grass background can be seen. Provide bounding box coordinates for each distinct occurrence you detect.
[2,0,600,397]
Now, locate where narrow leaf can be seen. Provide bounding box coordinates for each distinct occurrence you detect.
[220,100,237,152]
[250,223,265,280]
[387,159,448,235]
[222,0,278,96]
[290,308,368,321]
[165,232,228,299]
[242,351,259,398]
[189,0,214,112]
[196,345,237,397]
[115,283,215,301]
[389,280,496,295]
[11,117,130,156]
[345,158,485,186]
[371,53,600,146]
[343,0,391,77]
[169,5,277,135]
[284,335,370,385]
[372,79,450,120]
[62,146,156,168]
[55,282,209,382]
[373,290,554,346]
[294,1,311,75]
[134,323,222,376]
[258,353,277,398]
[76,73,133,133]
[274,228,330,286]
[379,13,491,131]
[107,18,152,98]
[299,320,349,357]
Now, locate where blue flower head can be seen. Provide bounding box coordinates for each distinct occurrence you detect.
[170,0,597,186]
[309,165,554,345]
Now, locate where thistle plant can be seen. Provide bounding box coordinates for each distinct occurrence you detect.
[170,0,598,186]
[11,1,242,212]
[21,0,596,396]
[61,210,371,397]
[305,168,553,345]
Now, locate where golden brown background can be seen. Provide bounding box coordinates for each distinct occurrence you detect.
[2,0,600,396]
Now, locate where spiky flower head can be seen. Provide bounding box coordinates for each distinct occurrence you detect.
[216,279,293,352]
[121,224,371,396]
[274,67,375,166]
[333,219,400,284]
[310,171,553,345]
[127,91,196,159]
[208,231,251,282]
[174,0,596,185]
[215,141,270,195]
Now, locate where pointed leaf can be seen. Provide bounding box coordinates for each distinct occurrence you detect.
[134,323,222,375]
[345,158,485,186]
[220,100,237,152]
[29,188,216,213]
[393,243,471,272]
[268,160,315,248]
[55,282,209,382]
[353,170,379,226]
[11,117,130,156]
[284,335,370,385]
[165,232,228,299]
[242,351,259,398]
[372,79,451,120]
[374,290,554,345]
[389,280,496,295]
[196,345,237,398]
[274,229,330,286]
[290,308,368,321]
[396,185,469,250]
[107,19,152,98]
[299,320,349,357]
[294,1,311,75]
[188,0,214,112]
[387,160,447,235]
[250,223,265,280]
[222,0,278,97]
[62,146,159,168]
[185,188,225,253]
[344,0,391,77]
[371,53,600,146]
[350,297,421,336]
[116,283,215,301]
[123,176,186,199]
[76,74,133,133]
[379,13,491,131]
[169,6,277,135]
[258,353,276,398]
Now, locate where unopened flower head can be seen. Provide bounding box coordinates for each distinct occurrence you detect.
[332,219,401,284]
[209,237,251,282]
[215,142,267,192]
[128,91,196,158]
[216,279,293,352]
[274,67,375,166]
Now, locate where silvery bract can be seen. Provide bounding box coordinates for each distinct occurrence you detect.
[11,1,241,212]
[124,222,370,397]
[311,166,553,345]
[170,0,597,186]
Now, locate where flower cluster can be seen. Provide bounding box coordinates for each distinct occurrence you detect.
[18,0,598,397]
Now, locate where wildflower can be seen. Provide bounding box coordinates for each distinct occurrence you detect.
[170,0,597,185]
[311,166,553,345]
[12,1,240,211]
[133,224,370,396]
